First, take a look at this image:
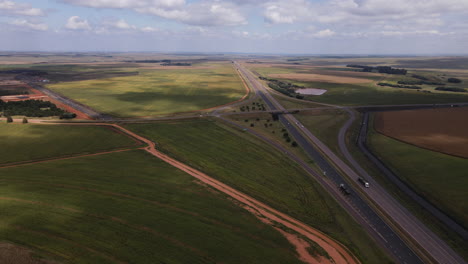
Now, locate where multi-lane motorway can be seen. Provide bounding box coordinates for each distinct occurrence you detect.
[234,61,466,264]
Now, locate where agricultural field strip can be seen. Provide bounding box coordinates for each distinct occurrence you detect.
[44,64,247,117]
[0,198,217,263]
[236,61,466,264]
[374,108,468,159]
[25,121,358,264]
[249,64,468,106]
[0,122,144,166]
[211,67,256,115]
[0,177,291,263]
[362,112,468,238]
[203,66,251,115]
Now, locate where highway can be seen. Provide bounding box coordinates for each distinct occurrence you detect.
[234,61,466,264]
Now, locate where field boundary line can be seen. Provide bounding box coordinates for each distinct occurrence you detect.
[0,147,142,169]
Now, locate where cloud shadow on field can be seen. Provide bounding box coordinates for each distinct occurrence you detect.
[115,91,240,106]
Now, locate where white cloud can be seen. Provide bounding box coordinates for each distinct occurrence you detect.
[378,30,451,36]
[0,0,45,16]
[263,0,312,24]
[63,0,247,26]
[9,19,48,31]
[106,19,134,29]
[137,1,247,26]
[313,29,336,38]
[65,16,91,30]
[140,26,158,32]
[61,0,185,9]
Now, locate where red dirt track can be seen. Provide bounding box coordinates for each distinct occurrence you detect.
[108,123,359,264]
[1,121,359,264]
[375,107,468,159]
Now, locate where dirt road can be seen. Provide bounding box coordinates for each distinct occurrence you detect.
[27,121,357,264]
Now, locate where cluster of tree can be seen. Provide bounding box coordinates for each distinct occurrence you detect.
[377,82,421,89]
[282,130,292,143]
[346,65,407,75]
[397,80,444,85]
[0,69,47,76]
[59,112,77,119]
[287,58,308,62]
[160,62,191,66]
[281,128,298,147]
[240,102,266,112]
[447,78,462,83]
[0,99,75,118]
[435,87,467,92]
[5,116,29,123]
[124,60,171,63]
[260,76,303,97]
[0,90,28,96]
[411,74,429,81]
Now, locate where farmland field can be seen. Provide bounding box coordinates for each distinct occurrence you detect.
[375,107,468,158]
[125,119,391,263]
[247,62,468,105]
[46,63,246,117]
[294,109,349,158]
[0,123,139,165]
[368,127,468,228]
[0,150,304,263]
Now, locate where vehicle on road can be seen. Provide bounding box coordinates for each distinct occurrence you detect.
[358,177,370,188]
[339,183,351,195]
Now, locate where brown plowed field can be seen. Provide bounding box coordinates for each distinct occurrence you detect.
[375,107,468,158]
[269,73,372,84]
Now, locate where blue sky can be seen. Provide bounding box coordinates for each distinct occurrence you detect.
[1,0,468,54]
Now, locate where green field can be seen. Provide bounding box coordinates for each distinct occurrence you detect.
[125,120,391,263]
[47,64,246,117]
[250,65,468,105]
[0,123,138,164]
[294,109,349,158]
[0,150,305,264]
[368,131,468,227]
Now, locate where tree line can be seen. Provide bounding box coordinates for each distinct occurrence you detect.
[259,76,304,99]
[377,82,421,89]
[347,65,407,75]
[435,87,467,92]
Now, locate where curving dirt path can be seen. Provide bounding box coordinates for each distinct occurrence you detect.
[106,123,359,264]
[7,121,358,264]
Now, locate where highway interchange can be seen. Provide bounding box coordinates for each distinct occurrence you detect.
[25,62,467,264]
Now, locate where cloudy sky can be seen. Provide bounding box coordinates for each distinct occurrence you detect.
[1,0,467,54]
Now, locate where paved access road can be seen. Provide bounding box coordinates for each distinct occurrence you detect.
[234,62,467,264]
